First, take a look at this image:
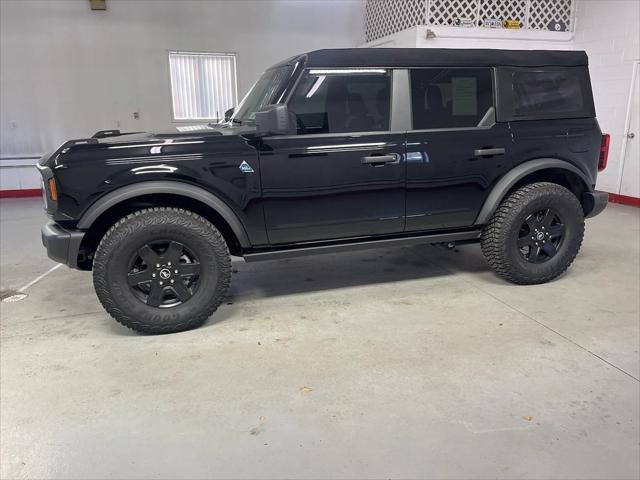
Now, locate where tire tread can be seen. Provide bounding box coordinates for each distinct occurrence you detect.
[92,207,231,334]
[480,182,584,285]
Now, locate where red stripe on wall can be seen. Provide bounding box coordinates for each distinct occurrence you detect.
[608,193,640,207]
[0,189,638,207]
[0,189,42,198]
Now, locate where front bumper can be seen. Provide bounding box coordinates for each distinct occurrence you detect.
[583,190,608,218]
[41,222,85,268]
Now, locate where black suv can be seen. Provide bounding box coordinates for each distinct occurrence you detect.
[39,48,609,334]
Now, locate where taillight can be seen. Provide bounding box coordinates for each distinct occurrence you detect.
[598,133,610,172]
[48,178,58,201]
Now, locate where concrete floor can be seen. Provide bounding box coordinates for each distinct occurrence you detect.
[1,197,639,480]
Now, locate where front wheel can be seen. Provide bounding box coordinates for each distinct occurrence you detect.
[93,207,231,334]
[481,182,585,285]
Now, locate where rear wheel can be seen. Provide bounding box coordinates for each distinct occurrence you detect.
[481,182,585,284]
[93,207,231,334]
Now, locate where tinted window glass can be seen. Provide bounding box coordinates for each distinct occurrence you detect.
[495,66,594,121]
[288,70,391,134]
[512,70,584,116]
[410,69,493,129]
[231,66,292,125]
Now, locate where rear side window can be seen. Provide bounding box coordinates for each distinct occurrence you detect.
[497,66,595,121]
[513,71,583,115]
[410,68,493,130]
[287,69,391,134]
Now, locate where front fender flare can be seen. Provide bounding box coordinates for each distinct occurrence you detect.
[474,158,593,225]
[77,181,251,248]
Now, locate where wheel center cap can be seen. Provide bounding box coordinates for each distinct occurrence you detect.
[159,268,171,280]
[536,232,545,241]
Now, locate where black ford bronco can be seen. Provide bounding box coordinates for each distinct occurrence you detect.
[39,48,609,334]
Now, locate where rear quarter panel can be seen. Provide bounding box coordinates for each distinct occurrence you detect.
[506,118,602,187]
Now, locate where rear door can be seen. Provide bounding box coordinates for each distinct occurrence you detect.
[259,68,406,244]
[405,68,513,231]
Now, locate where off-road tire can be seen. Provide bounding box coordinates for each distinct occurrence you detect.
[481,182,585,285]
[93,207,231,334]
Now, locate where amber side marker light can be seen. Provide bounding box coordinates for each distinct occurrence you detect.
[598,133,610,172]
[48,178,58,201]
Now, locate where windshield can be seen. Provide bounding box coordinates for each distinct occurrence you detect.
[230,66,294,125]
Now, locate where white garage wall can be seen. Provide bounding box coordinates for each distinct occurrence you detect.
[362,0,640,198]
[2,0,638,200]
[0,0,365,190]
[572,0,639,196]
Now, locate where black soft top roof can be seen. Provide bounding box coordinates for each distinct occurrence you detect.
[293,48,587,68]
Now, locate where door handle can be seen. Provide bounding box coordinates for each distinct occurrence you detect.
[474,147,505,157]
[361,154,399,166]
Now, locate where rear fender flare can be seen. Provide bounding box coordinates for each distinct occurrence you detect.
[474,158,593,225]
[77,181,251,247]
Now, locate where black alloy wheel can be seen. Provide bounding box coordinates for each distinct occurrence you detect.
[517,209,565,263]
[127,240,204,307]
[480,182,585,285]
[93,207,231,334]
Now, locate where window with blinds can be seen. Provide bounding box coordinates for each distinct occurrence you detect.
[168,51,238,121]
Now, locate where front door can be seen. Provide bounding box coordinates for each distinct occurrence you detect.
[404,67,512,231]
[259,68,405,245]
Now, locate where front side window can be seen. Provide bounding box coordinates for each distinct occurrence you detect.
[230,65,294,125]
[410,68,493,129]
[287,69,391,135]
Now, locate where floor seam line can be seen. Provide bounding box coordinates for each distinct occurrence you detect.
[470,280,639,382]
[17,263,62,292]
[426,256,640,383]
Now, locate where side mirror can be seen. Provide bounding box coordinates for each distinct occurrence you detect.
[255,104,296,136]
[224,107,235,122]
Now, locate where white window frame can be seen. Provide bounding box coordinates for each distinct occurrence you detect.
[168,50,239,122]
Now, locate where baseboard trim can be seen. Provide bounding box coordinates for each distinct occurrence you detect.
[0,189,42,198]
[608,193,640,207]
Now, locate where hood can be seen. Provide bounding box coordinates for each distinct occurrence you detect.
[96,123,255,144]
[39,123,257,168]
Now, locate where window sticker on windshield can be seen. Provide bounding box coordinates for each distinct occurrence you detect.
[452,77,478,116]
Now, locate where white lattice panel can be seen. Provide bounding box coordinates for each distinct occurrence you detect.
[528,0,572,30]
[428,0,477,26]
[478,0,528,27]
[365,0,425,42]
[364,0,574,41]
